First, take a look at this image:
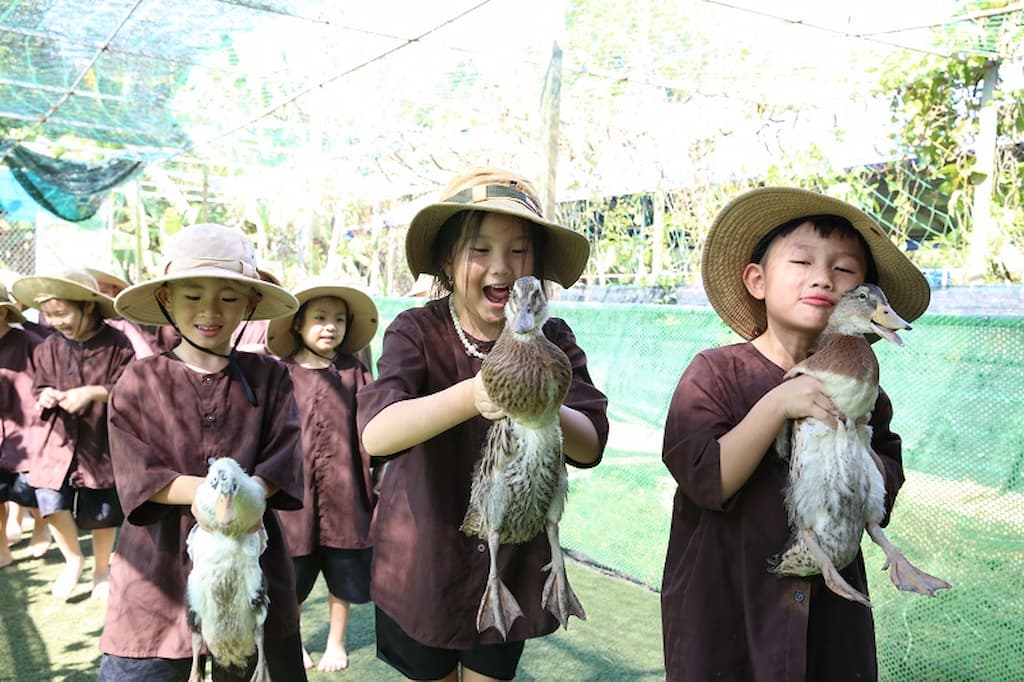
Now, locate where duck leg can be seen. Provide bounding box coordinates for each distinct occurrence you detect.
[476,529,524,639]
[188,632,204,682]
[541,520,586,628]
[865,522,951,596]
[248,622,269,682]
[799,528,873,607]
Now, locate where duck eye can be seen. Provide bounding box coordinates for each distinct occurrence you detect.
[858,293,867,300]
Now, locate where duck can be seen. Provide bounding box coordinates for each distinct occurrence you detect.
[460,275,585,639]
[186,457,270,682]
[770,284,952,607]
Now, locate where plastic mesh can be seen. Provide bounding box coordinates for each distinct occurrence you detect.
[370,297,1024,681]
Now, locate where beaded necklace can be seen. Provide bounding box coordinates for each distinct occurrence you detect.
[448,296,488,360]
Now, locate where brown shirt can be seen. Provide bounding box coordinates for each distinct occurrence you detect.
[29,325,136,490]
[278,355,374,556]
[0,327,44,473]
[661,343,904,682]
[356,297,609,649]
[100,352,304,659]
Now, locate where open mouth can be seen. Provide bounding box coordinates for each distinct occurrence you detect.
[483,285,510,305]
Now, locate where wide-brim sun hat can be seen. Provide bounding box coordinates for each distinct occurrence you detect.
[12,269,118,319]
[405,168,590,289]
[85,267,131,293]
[266,281,379,358]
[702,186,931,340]
[0,281,26,324]
[114,223,298,325]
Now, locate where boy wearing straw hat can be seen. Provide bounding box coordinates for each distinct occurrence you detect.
[86,266,158,359]
[0,280,50,567]
[97,223,307,681]
[12,270,136,599]
[660,187,931,681]
[266,280,378,673]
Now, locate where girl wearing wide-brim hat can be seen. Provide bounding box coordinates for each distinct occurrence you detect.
[11,269,135,600]
[266,280,378,672]
[84,266,166,359]
[660,187,930,681]
[97,223,309,681]
[357,168,608,680]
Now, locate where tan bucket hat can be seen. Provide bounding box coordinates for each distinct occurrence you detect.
[12,269,118,319]
[86,267,131,294]
[266,280,379,358]
[115,223,298,325]
[405,168,590,288]
[702,186,931,340]
[0,281,26,324]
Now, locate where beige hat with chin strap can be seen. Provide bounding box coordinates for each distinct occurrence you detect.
[12,269,118,319]
[702,186,931,340]
[0,281,26,324]
[405,168,590,289]
[115,223,298,326]
[86,267,131,294]
[266,280,379,358]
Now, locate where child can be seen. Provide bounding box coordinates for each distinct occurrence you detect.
[266,280,379,672]
[0,280,49,566]
[97,223,307,681]
[358,168,609,682]
[12,270,135,598]
[87,267,157,359]
[660,187,931,681]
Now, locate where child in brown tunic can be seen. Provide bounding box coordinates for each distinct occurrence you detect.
[12,270,135,599]
[660,188,932,681]
[0,281,49,567]
[266,280,379,673]
[98,223,307,682]
[87,266,157,359]
[358,168,609,681]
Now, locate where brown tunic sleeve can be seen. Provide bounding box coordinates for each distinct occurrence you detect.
[661,343,887,681]
[0,328,44,473]
[356,298,608,649]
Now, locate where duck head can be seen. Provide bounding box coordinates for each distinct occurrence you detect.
[825,283,911,346]
[207,457,242,528]
[505,276,550,336]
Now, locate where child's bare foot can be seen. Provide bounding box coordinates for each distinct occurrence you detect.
[5,517,22,545]
[301,646,315,670]
[51,555,85,598]
[0,545,13,568]
[27,524,51,558]
[91,572,110,600]
[317,644,349,672]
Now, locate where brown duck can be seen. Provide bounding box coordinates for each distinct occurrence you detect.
[771,283,952,607]
[461,276,585,638]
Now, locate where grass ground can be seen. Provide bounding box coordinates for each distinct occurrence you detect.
[0,529,663,681]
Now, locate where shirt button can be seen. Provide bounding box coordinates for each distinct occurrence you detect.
[315,421,325,428]
[203,375,213,383]
[794,591,806,603]
[477,543,486,553]
[205,414,215,423]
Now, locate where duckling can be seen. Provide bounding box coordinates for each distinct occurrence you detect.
[186,457,270,682]
[771,284,951,607]
[461,276,585,638]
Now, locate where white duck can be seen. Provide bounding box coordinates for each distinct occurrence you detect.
[186,457,270,682]
[771,284,952,606]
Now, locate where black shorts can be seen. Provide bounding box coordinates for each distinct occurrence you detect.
[293,546,371,604]
[35,484,124,529]
[0,471,38,507]
[97,630,307,682]
[375,606,525,681]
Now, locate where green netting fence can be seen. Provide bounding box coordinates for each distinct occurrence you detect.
[370,297,1024,681]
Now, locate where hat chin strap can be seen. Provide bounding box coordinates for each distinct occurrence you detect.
[156,297,259,407]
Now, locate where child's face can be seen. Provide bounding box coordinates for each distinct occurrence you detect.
[39,298,96,341]
[296,296,348,356]
[159,278,257,353]
[448,213,535,338]
[96,281,122,297]
[743,221,868,339]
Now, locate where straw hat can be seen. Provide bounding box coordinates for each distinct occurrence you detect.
[702,187,931,340]
[266,280,378,358]
[405,168,590,289]
[86,267,131,294]
[115,223,298,325]
[0,281,26,324]
[12,269,118,319]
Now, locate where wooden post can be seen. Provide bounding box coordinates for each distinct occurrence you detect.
[966,59,1000,281]
[538,1,565,222]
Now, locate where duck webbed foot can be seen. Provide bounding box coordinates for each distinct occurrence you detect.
[800,528,873,607]
[476,531,524,639]
[866,522,952,596]
[541,521,586,628]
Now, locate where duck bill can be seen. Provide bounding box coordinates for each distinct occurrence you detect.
[214,491,236,528]
[511,303,536,334]
[870,305,911,346]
